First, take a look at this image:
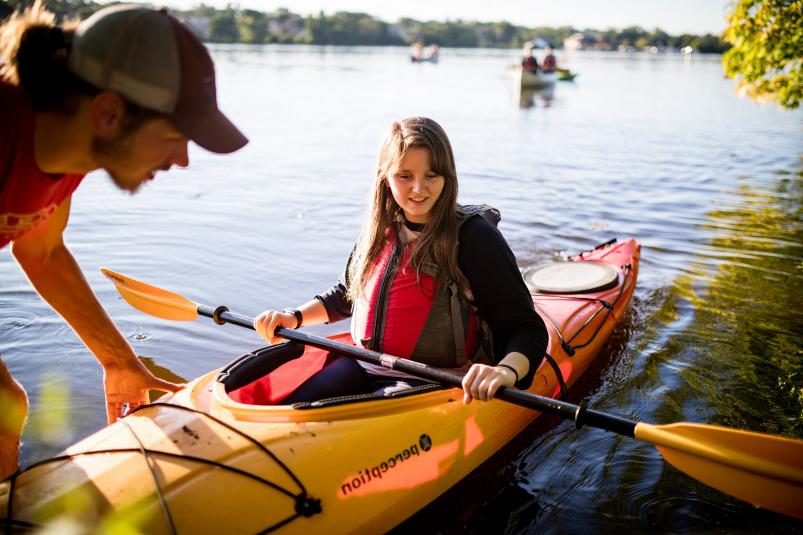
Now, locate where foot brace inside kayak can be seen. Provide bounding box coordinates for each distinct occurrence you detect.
[218,335,443,408]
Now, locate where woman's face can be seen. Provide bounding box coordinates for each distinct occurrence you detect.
[386,147,445,224]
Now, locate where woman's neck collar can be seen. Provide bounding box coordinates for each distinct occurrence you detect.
[401,214,426,232]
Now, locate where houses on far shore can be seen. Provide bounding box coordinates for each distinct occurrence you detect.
[564,32,610,51]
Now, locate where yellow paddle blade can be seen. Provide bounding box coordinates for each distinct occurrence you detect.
[100,267,199,321]
[635,422,803,519]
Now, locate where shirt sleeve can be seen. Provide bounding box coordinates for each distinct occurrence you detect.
[457,216,549,389]
[314,248,354,323]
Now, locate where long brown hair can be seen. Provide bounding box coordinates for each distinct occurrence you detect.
[347,117,467,300]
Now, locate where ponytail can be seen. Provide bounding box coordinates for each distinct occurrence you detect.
[0,1,94,111]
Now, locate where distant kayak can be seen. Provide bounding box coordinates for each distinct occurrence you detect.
[557,70,578,81]
[516,67,556,89]
[0,239,639,534]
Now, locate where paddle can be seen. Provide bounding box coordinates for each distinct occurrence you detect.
[101,267,803,520]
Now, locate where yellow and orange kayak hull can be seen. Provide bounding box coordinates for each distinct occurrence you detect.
[0,239,640,533]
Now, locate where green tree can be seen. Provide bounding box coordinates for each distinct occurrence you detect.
[618,25,649,47]
[239,9,267,44]
[695,33,729,53]
[723,0,802,109]
[649,27,670,47]
[208,7,239,43]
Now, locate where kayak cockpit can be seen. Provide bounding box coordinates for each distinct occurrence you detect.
[185,239,640,425]
[217,337,445,409]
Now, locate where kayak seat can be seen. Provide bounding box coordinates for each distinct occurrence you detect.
[218,338,445,407]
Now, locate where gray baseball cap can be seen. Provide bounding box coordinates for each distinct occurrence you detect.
[68,4,247,154]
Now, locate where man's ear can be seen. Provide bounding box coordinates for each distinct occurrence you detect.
[90,92,126,137]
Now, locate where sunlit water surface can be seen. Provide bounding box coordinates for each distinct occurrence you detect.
[1,46,801,532]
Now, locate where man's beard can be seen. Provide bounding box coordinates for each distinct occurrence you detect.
[91,133,142,193]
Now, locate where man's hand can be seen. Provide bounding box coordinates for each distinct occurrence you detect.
[103,359,183,423]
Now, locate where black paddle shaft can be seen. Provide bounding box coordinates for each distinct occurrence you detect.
[199,305,638,438]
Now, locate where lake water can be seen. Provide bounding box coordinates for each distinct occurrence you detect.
[1,46,801,532]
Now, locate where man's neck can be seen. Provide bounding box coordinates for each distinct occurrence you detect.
[34,103,97,175]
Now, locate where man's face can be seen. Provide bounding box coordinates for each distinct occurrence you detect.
[93,118,189,193]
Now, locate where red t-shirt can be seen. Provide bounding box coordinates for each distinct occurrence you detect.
[0,80,84,249]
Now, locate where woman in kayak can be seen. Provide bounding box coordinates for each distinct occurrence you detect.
[254,117,547,404]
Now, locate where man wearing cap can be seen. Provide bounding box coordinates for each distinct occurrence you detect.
[0,3,247,479]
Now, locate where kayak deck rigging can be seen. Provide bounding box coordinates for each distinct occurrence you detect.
[4,402,323,534]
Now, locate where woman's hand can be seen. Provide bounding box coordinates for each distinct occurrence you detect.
[461,363,517,404]
[253,309,298,345]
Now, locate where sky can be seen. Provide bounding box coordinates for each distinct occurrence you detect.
[143,0,732,35]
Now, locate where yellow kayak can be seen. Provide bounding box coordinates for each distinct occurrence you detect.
[0,238,640,533]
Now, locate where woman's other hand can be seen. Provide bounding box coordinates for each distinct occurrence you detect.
[461,363,517,404]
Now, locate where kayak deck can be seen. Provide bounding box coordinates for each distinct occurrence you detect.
[0,238,640,534]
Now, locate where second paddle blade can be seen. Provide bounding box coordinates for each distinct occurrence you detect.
[636,422,803,520]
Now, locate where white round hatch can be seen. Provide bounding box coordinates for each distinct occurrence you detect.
[523,262,619,294]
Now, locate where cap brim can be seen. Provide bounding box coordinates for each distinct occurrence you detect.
[171,110,248,154]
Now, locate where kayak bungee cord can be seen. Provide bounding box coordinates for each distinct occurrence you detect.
[532,263,633,399]
[2,403,322,534]
[532,264,632,356]
[2,485,33,535]
[123,402,323,533]
[119,417,178,535]
[142,403,315,503]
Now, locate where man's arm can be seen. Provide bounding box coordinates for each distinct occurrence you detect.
[11,196,181,423]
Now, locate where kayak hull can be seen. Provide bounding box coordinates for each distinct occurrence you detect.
[1,238,640,534]
[518,68,556,89]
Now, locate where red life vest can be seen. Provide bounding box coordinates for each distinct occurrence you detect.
[351,205,499,368]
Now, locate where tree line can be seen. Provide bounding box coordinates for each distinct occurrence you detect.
[0,1,730,52]
[2,1,797,108]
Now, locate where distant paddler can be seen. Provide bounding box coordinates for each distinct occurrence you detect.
[542,44,576,80]
[521,40,541,73]
[517,41,554,89]
[410,41,439,63]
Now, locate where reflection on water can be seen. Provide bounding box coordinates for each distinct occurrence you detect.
[1,46,801,531]
[665,170,803,437]
[518,86,555,109]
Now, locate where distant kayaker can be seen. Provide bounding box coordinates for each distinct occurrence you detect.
[253,117,548,405]
[0,4,246,479]
[522,41,540,73]
[542,45,557,72]
[410,41,423,62]
[541,45,570,76]
[426,43,440,63]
